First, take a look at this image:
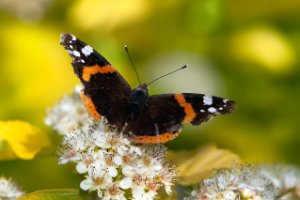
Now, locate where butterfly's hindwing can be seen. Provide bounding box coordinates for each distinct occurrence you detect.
[125,101,183,144]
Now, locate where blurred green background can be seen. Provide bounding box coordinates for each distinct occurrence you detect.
[1,0,300,192]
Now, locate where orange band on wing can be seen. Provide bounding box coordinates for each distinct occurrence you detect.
[82,65,116,82]
[80,91,101,121]
[174,94,196,122]
[132,132,180,144]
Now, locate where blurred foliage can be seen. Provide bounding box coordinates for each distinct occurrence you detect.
[0,0,300,194]
[168,144,242,185]
[0,120,50,160]
[19,189,80,200]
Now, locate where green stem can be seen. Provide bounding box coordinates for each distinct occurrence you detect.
[275,187,296,199]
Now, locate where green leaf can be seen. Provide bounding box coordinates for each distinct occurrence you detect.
[18,189,81,200]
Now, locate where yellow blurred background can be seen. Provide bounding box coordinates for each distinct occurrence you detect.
[1,0,300,192]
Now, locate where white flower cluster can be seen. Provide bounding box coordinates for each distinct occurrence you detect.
[45,86,91,135]
[259,164,300,199]
[59,120,176,200]
[0,177,24,200]
[184,166,279,200]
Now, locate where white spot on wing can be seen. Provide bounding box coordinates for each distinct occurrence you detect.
[71,35,76,41]
[200,109,205,113]
[208,107,217,113]
[73,50,81,57]
[81,45,93,57]
[203,95,213,105]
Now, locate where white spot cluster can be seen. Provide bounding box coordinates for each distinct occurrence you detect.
[200,95,230,114]
[203,95,213,105]
[81,45,93,57]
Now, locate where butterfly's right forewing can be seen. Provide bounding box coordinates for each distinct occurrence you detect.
[180,93,236,125]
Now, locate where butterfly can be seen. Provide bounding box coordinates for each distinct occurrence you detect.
[60,33,236,144]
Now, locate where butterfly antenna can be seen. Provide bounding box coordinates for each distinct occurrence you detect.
[124,45,142,86]
[147,64,188,86]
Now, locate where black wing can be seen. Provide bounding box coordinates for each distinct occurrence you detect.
[128,93,235,143]
[60,33,131,128]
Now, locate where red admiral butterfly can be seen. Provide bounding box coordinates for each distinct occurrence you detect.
[60,33,236,144]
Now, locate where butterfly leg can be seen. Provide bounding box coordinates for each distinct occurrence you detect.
[154,122,160,143]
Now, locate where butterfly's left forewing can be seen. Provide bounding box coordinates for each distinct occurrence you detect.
[60,33,131,128]
[129,93,235,143]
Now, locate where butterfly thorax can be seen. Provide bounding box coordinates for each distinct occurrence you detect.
[124,84,149,122]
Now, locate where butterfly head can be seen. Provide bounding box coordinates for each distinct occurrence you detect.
[131,83,149,103]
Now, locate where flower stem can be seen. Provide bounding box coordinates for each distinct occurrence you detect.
[275,187,296,199]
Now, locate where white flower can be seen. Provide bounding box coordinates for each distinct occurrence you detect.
[132,186,156,200]
[45,86,92,135]
[80,178,93,191]
[158,164,177,194]
[59,119,177,200]
[119,177,132,189]
[102,183,126,200]
[0,177,24,200]
[184,166,279,200]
